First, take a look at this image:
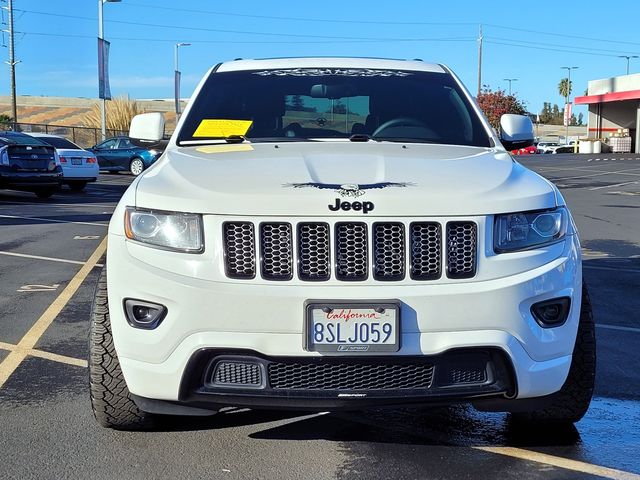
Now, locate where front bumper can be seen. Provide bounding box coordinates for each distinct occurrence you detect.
[107,232,581,408]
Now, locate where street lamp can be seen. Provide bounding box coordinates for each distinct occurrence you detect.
[98,0,121,141]
[561,66,579,144]
[503,78,518,96]
[618,55,639,75]
[174,42,191,118]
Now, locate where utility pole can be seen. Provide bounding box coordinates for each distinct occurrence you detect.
[561,66,578,144]
[6,0,18,127]
[503,78,518,96]
[477,24,483,97]
[618,55,639,75]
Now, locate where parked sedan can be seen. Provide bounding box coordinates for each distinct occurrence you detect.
[28,133,99,191]
[89,136,162,176]
[0,131,63,198]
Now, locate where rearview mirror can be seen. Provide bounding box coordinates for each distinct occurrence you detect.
[129,112,165,143]
[499,114,534,151]
[310,84,351,99]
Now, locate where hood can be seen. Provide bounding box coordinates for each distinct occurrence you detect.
[134,142,556,216]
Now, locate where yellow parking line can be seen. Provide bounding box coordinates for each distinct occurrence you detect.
[0,237,106,388]
[0,341,87,368]
[475,446,640,480]
[28,348,88,368]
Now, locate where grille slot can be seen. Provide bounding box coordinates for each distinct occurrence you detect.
[260,223,293,280]
[298,223,330,281]
[223,222,256,279]
[446,222,477,278]
[373,223,405,281]
[335,222,368,281]
[212,361,262,387]
[409,222,442,280]
[268,362,434,390]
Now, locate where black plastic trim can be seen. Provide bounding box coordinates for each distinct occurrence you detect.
[222,221,256,279]
[409,221,442,281]
[176,347,515,411]
[297,222,331,281]
[372,222,406,281]
[259,221,294,281]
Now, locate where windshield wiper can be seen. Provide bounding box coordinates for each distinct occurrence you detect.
[349,134,370,142]
[372,137,437,144]
[179,135,248,146]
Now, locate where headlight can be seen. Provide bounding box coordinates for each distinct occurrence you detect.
[124,207,204,253]
[494,207,568,253]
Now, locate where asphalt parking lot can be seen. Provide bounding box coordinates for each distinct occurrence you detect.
[0,154,639,480]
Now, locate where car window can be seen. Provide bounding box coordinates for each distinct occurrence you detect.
[118,138,134,148]
[38,136,82,150]
[98,139,118,149]
[178,69,491,147]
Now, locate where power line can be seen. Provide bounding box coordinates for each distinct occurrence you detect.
[15,9,471,41]
[123,1,477,26]
[16,30,476,45]
[488,36,640,56]
[485,23,640,48]
[485,40,627,58]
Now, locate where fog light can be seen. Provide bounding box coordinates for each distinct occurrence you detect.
[124,299,167,329]
[531,297,571,327]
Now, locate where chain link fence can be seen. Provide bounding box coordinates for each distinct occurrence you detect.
[2,122,127,148]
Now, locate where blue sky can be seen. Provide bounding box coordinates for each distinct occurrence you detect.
[2,0,640,118]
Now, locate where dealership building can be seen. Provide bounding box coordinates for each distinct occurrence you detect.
[575,73,640,153]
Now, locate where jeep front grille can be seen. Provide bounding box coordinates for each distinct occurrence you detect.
[223,222,256,279]
[446,222,477,279]
[260,222,293,280]
[298,223,331,281]
[222,220,477,282]
[335,222,368,281]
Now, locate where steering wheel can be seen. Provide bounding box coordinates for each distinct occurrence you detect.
[371,117,430,137]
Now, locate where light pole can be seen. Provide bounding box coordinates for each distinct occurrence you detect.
[98,0,120,141]
[174,42,191,118]
[618,55,639,75]
[561,66,578,144]
[503,78,518,96]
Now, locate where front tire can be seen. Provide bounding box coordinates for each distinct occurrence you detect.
[129,158,144,176]
[514,282,596,424]
[89,267,154,430]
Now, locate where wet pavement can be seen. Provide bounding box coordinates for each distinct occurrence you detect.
[0,155,639,479]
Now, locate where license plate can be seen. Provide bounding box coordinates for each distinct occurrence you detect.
[71,158,83,165]
[305,301,400,353]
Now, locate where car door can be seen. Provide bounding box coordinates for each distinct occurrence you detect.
[92,139,119,168]
[113,138,137,169]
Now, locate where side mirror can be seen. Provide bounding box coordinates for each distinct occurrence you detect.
[129,112,165,143]
[499,114,534,151]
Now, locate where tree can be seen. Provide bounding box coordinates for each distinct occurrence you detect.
[289,95,305,111]
[577,112,584,126]
[539,102,553,124]
[476,86,527,129]
[83,95,141,132]
[558,78,572,101]
[0,114,12,128]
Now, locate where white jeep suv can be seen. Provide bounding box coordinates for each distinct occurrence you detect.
[89,58,595,429]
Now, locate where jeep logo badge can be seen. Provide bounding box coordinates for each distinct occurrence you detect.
[328,198,375,214]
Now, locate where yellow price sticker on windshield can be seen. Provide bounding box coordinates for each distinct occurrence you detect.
[193,119,253,138]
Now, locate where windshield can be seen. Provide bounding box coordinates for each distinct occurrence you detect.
[39,136,82,150]
[178,68,491,147]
